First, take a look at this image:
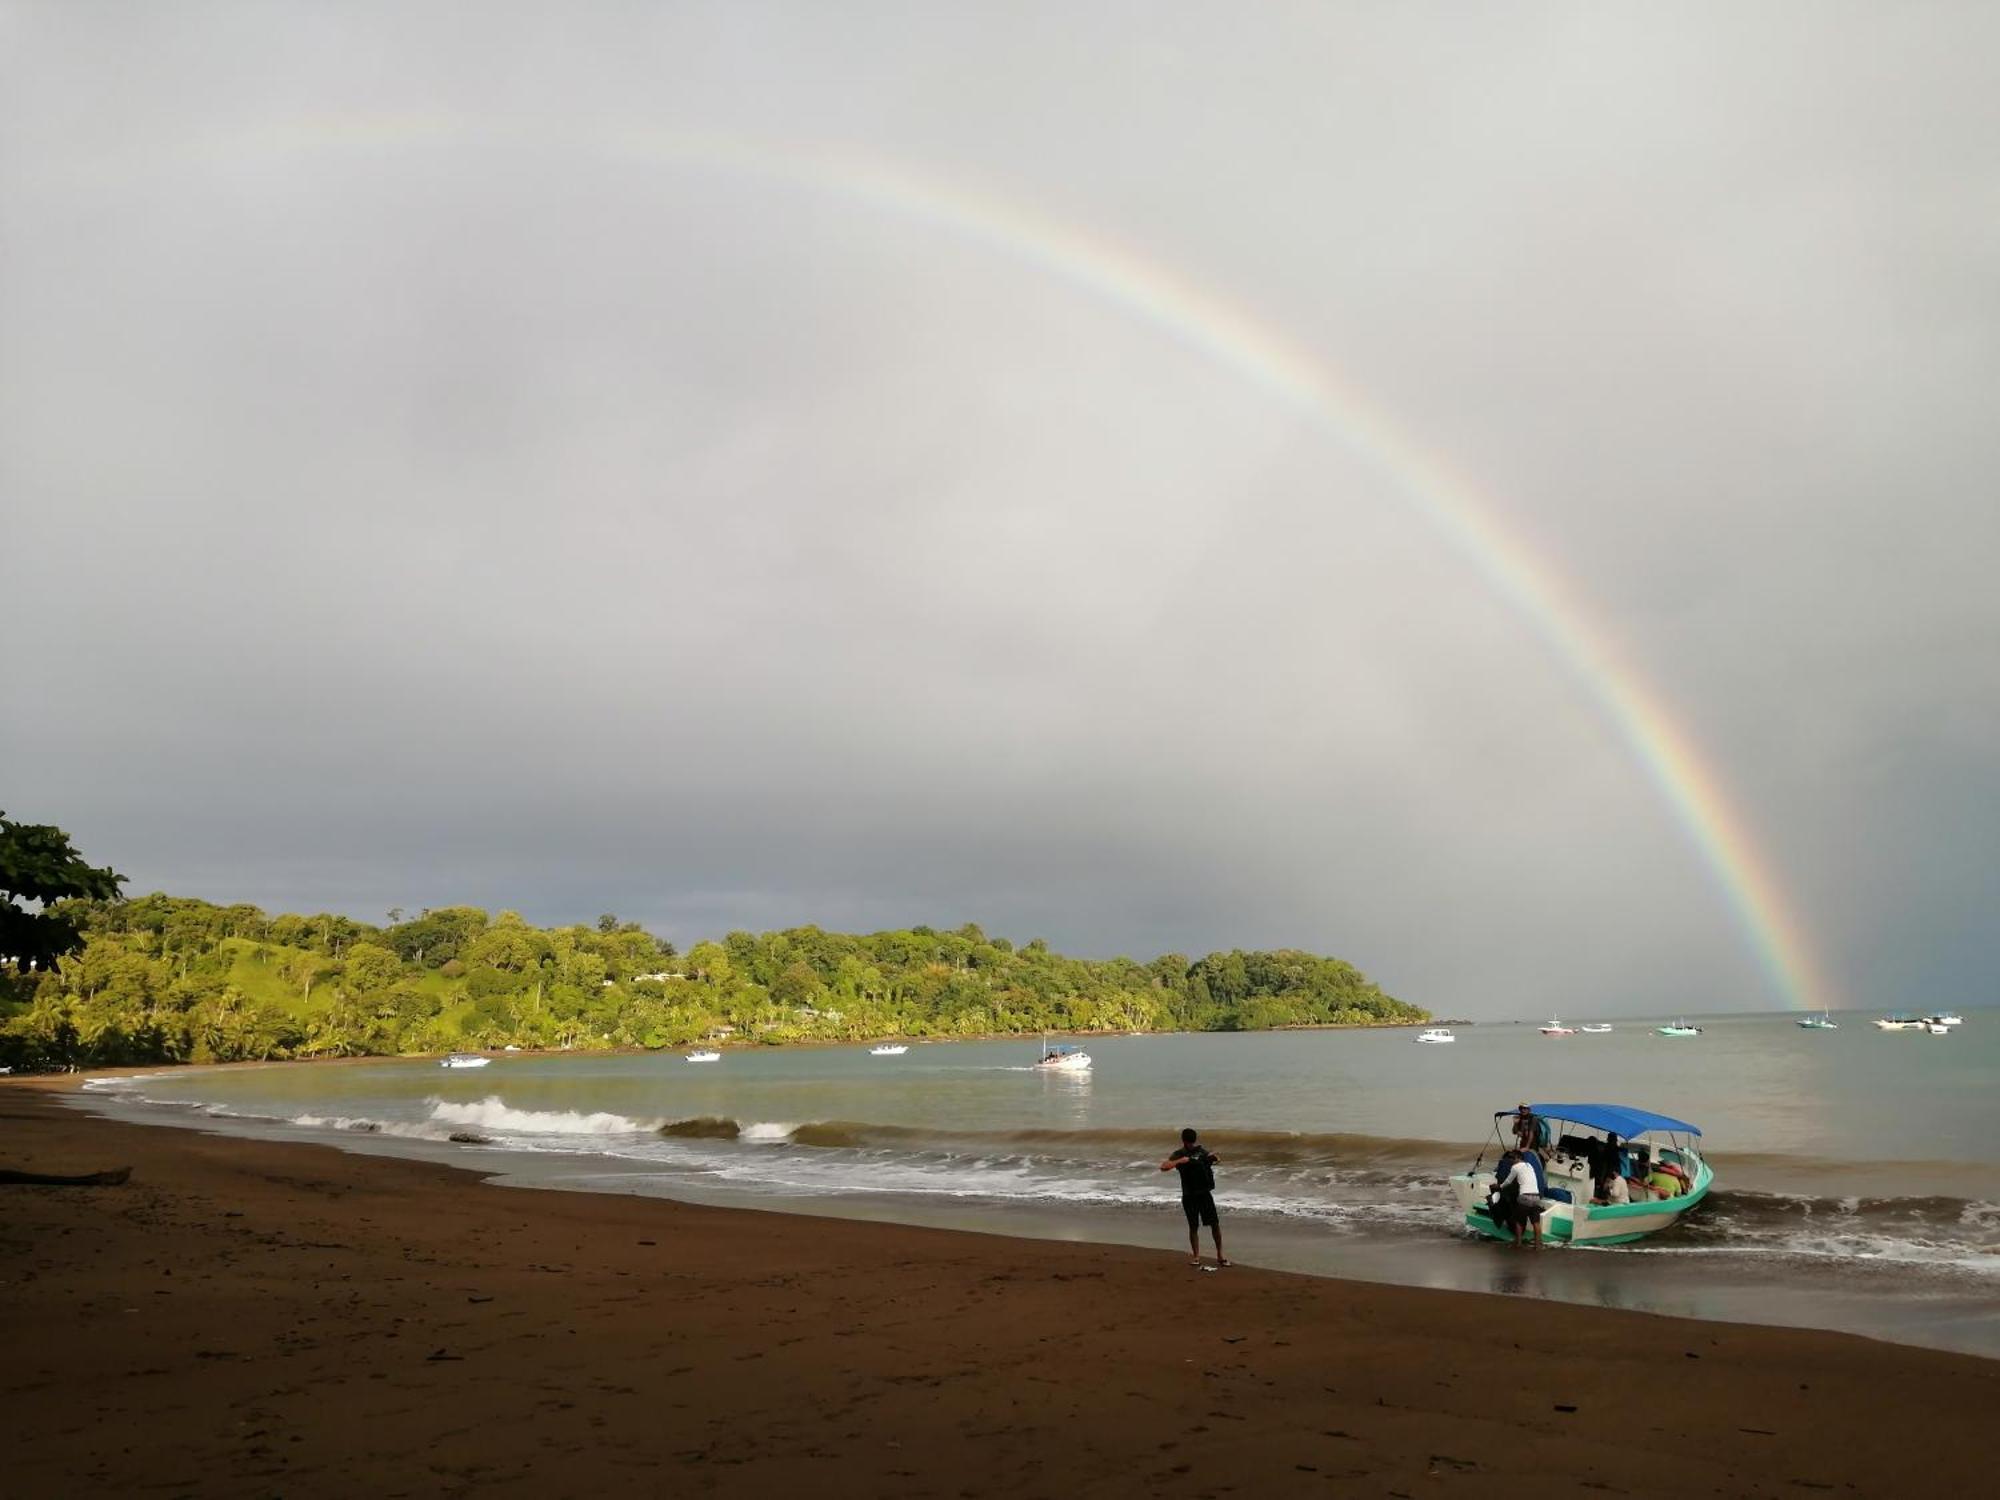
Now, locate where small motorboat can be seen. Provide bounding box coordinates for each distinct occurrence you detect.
[1656,1020,1701,1037]
[1874,1015,1925,1031]
[1927,1012,1963,1028]
[1539,1016,1577,1036]
[1450,1102,1711,1247]
[1415,1028,1456,1044]
[1925,1022,1950,1035]
[439,1053,490,1069]
[684,1049,721,1063]
[1035,1033,1092,1072]
[869,1043,909,1056]
[1579,1024,1614,1034]
[1797,1013,1838,1030]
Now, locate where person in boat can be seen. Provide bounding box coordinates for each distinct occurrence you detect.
[1511,1104,1538,1153]
[1592,1169,1629,1206]
[1585,1132,1623,1185]
[1159,1128,1228,1268]
[1650,1159,1691,1197]
[1488,1149,1545,1247]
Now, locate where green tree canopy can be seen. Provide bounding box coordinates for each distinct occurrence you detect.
[3,883,1426,1070]
[0,812,124,969]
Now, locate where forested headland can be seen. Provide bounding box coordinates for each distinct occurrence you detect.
[0,894,1426,1069]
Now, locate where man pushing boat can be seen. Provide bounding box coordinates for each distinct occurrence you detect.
[1159,1128,1229,1268]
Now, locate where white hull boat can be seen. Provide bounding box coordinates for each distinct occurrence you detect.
[1928,1013,1963,1028]
[1415,1028,1456,1044]
[684,1049,721,1063]
[1036,1050,1092,1072]
[1656,1021,1701,1037]
[1450,1102,1711,1247]
[1579,1024,1613,1034]
[1539,1016,1576,1037]
[1035,1033,1092,1071]
[439,1053,490,1069]
[869,1044,909,1056]
[1797,1013,1837,1030]
[1875,1016,1925,1031]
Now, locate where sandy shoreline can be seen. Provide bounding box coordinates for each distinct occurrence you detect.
[5,1077,1994,1497]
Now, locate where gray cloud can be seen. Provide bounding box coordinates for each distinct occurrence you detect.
[5,3,1996,1018]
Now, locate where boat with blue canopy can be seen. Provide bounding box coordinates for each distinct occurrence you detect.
[1449,1102,1713,1247]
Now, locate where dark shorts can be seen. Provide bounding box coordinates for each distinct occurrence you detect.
[1182,1192,1219,1229]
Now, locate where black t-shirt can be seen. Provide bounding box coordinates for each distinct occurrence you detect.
[1171,1145,1216,1196]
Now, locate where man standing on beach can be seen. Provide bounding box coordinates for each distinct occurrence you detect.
[1159,1128,1228,1268]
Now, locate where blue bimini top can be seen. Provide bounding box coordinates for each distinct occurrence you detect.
[1502,1103,1703,1139]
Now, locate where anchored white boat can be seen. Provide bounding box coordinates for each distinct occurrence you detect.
[1875,1015,1925,1031]
[1580,1024,1613,1034]
[439,1053,490,1070]
[1450,1102,1712,1247]
[1928,1012,1963,1028]
[684,1049,721,1063]
[1414,1028,1456,1044]
[1797,1012,1837,1030]
[1539,1016,1577,1036]
[1925,1022,1950,1035]
[869,1043,909,1056]
[1035,1033,1092,1072]
[1656,1020,1701,1037]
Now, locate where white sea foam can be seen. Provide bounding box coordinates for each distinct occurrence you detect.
[426,1096,656,1136]
[1607,1236,2000,1276]
[292,1112,455,1141]
[81,1072,188,1096]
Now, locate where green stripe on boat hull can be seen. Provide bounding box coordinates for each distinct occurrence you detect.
[1461,1161,1711,1247]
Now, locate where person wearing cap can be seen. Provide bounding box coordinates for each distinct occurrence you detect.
[1511,1104,1538,1152]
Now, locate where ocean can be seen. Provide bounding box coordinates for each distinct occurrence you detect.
[75,1008,2000,1358]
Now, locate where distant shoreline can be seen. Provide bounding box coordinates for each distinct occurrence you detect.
[9,1018,1447,1077]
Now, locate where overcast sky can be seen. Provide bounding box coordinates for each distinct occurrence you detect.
[4,3,1996,1018]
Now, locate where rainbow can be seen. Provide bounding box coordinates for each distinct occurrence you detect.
[59,115,1835,1012]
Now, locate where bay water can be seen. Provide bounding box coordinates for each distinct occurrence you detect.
[77,1008,2000,1357]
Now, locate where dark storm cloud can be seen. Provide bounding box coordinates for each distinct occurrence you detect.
[5,3,1996,1017]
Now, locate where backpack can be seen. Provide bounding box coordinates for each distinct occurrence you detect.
[1180,1146,1216,1192]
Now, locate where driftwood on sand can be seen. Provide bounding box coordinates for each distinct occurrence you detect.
[0,1166,132,1186]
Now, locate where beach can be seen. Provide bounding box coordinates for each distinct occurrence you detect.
[4,1076,1993,1497]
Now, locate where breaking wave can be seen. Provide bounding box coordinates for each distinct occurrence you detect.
[650,1118,1479,1168]
[292,1112,462,1141]
[425,1098,656,1136]
[77,1084,2000,1278]
[1680,1188,2000,1266]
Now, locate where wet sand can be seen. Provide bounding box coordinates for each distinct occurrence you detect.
[4,1078,1992,1497]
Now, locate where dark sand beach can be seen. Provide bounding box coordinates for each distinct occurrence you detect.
[5,1077,1992,1498]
